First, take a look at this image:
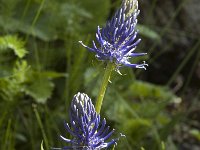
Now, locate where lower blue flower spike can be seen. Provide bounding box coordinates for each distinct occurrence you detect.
[52,93,121,150]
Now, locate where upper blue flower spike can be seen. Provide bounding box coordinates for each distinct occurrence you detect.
[52,93,120,150]
[79,0,148,70]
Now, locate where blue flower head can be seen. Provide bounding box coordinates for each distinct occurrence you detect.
[79,0,148,69]
[54,93,120,149]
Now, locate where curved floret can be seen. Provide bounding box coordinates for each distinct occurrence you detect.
[52,93,119,150]
[79,0,148,69]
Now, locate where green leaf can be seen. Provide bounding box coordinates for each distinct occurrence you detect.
[24,78,54,104]
[137,24,161,41]
[190,129,200,141]
[0,78,20,101]
[0,35,27,58]
[13,60,30,83]
[128,81,178,101]
[37,71,68,79]
[121,118,151,140]
[84,67,101,97]
[0,60,29,101]
[161,141,166,150]
[41,141,44,150]
[79,0,110,32]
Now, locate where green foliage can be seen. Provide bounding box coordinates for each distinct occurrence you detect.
[121,118,152,140]
[41,141,44,150]
[0,0,198,150]
[0,60,27,101]
[190,129,200,141]
[0,35,27,58]
[1,119,15,150]
[0,0,110,41]
[24,77,54,104]
[83,66,181,149]
[137,24,161,41]
[0,59,61,103]
[0,0,111,149]
[128,81,176,101]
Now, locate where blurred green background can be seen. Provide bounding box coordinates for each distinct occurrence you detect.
[0,0,199,149]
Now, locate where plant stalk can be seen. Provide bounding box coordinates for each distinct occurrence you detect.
[95,62,115,113]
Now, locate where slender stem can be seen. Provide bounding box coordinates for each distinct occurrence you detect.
[33,104,49,150]
[25,0,46,42]
[95,62,115,113]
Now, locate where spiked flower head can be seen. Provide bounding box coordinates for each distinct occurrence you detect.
[79,0,148,69]
[57,93,118,149]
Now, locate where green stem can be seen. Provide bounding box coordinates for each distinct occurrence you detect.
[95,62,115,113]
[25,0,46,42]
[33,104,49,150]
